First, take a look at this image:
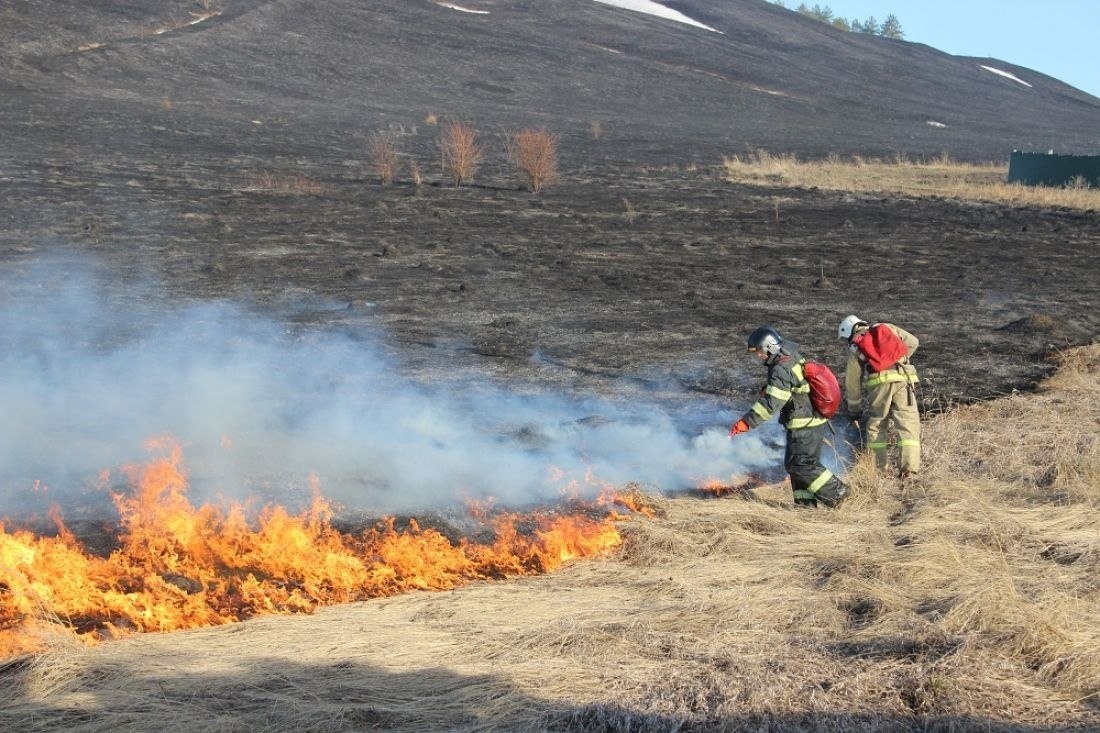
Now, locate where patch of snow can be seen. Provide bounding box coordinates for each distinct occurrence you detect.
[926,120,947,128]
[592,0,721,33]
[750,85,787,97]
[436,2,489,14]
[188,11,220,27]
[979,65,1032,88]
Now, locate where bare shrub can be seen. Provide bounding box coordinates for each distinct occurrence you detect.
[621,197,636,224]
[1065,175,1091,191]
[408,158,424,187]
[930,151,954,166]
[439,120,485,187]
[367,132,400,184]
[506,128,559,193]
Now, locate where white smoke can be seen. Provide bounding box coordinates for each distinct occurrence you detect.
[0,259,782,517]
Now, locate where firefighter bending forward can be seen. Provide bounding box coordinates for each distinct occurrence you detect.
[838,315,921,478]
[729,326,850,508]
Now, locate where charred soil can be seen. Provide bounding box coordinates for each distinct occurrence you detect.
[3,162,1096,407]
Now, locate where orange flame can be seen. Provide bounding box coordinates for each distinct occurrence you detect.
[0,440,624,658]
[696,474,764,497]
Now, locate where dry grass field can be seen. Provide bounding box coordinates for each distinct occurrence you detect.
[724,151,1100,210]
[2,345,1097,731]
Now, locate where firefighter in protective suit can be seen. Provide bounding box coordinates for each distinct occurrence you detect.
[730,326,849,508]
[838,315,921,478]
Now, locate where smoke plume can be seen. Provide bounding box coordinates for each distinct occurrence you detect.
[0,259,784,517]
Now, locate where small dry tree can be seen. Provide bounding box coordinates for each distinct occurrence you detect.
[367,132,400,184]
[439,120,485,187]
[408,157,424,187]
[507,128,560,194]
[621,197,636,224]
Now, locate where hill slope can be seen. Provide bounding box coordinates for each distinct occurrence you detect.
[1,0,1098,167]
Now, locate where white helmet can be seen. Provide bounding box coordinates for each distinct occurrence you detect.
[838,315,866,340]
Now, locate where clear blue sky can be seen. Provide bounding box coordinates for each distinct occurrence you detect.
[800,0,1100,99]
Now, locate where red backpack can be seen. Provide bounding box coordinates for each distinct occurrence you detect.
[852,323,908,372]
[803,361,842,418]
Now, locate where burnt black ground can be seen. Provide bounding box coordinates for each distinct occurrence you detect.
[1,0,1099,407]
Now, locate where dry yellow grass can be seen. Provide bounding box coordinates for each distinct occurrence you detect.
[724,150,1100,210]
[2,346,1097,731]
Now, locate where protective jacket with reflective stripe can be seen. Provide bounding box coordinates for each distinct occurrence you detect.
[741,346,827,431]
[845,323,919,413]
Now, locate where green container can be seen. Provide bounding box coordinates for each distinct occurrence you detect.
[1008,150,1100,188]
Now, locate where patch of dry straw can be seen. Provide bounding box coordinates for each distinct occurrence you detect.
[724,149,1100,211]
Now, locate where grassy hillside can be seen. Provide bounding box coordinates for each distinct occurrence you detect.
[2,345,1096,731]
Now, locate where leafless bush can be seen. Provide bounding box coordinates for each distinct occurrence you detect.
[506,128,559,193]
[621,197,636,224]
[1065,175,1091,191]
[439,120,485,187]
[367,132,400,184]
[408,158,424,187]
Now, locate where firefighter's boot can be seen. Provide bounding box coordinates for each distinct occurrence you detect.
[816,481,850,508]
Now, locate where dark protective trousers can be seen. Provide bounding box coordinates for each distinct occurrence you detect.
[784,423,845,504]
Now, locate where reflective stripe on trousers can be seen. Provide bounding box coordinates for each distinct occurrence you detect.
[785,422,839,498]
[866,379,921,473]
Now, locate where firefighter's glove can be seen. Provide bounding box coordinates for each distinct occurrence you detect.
[728,419,750,438]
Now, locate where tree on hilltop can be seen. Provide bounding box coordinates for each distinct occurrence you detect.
[880,14,904,39]
[855,16,879,35]
[786,3,904,39]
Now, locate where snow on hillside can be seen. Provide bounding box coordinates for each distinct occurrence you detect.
[592,0,720,33]
[435,2,490,14]
[980,65,1033,88]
